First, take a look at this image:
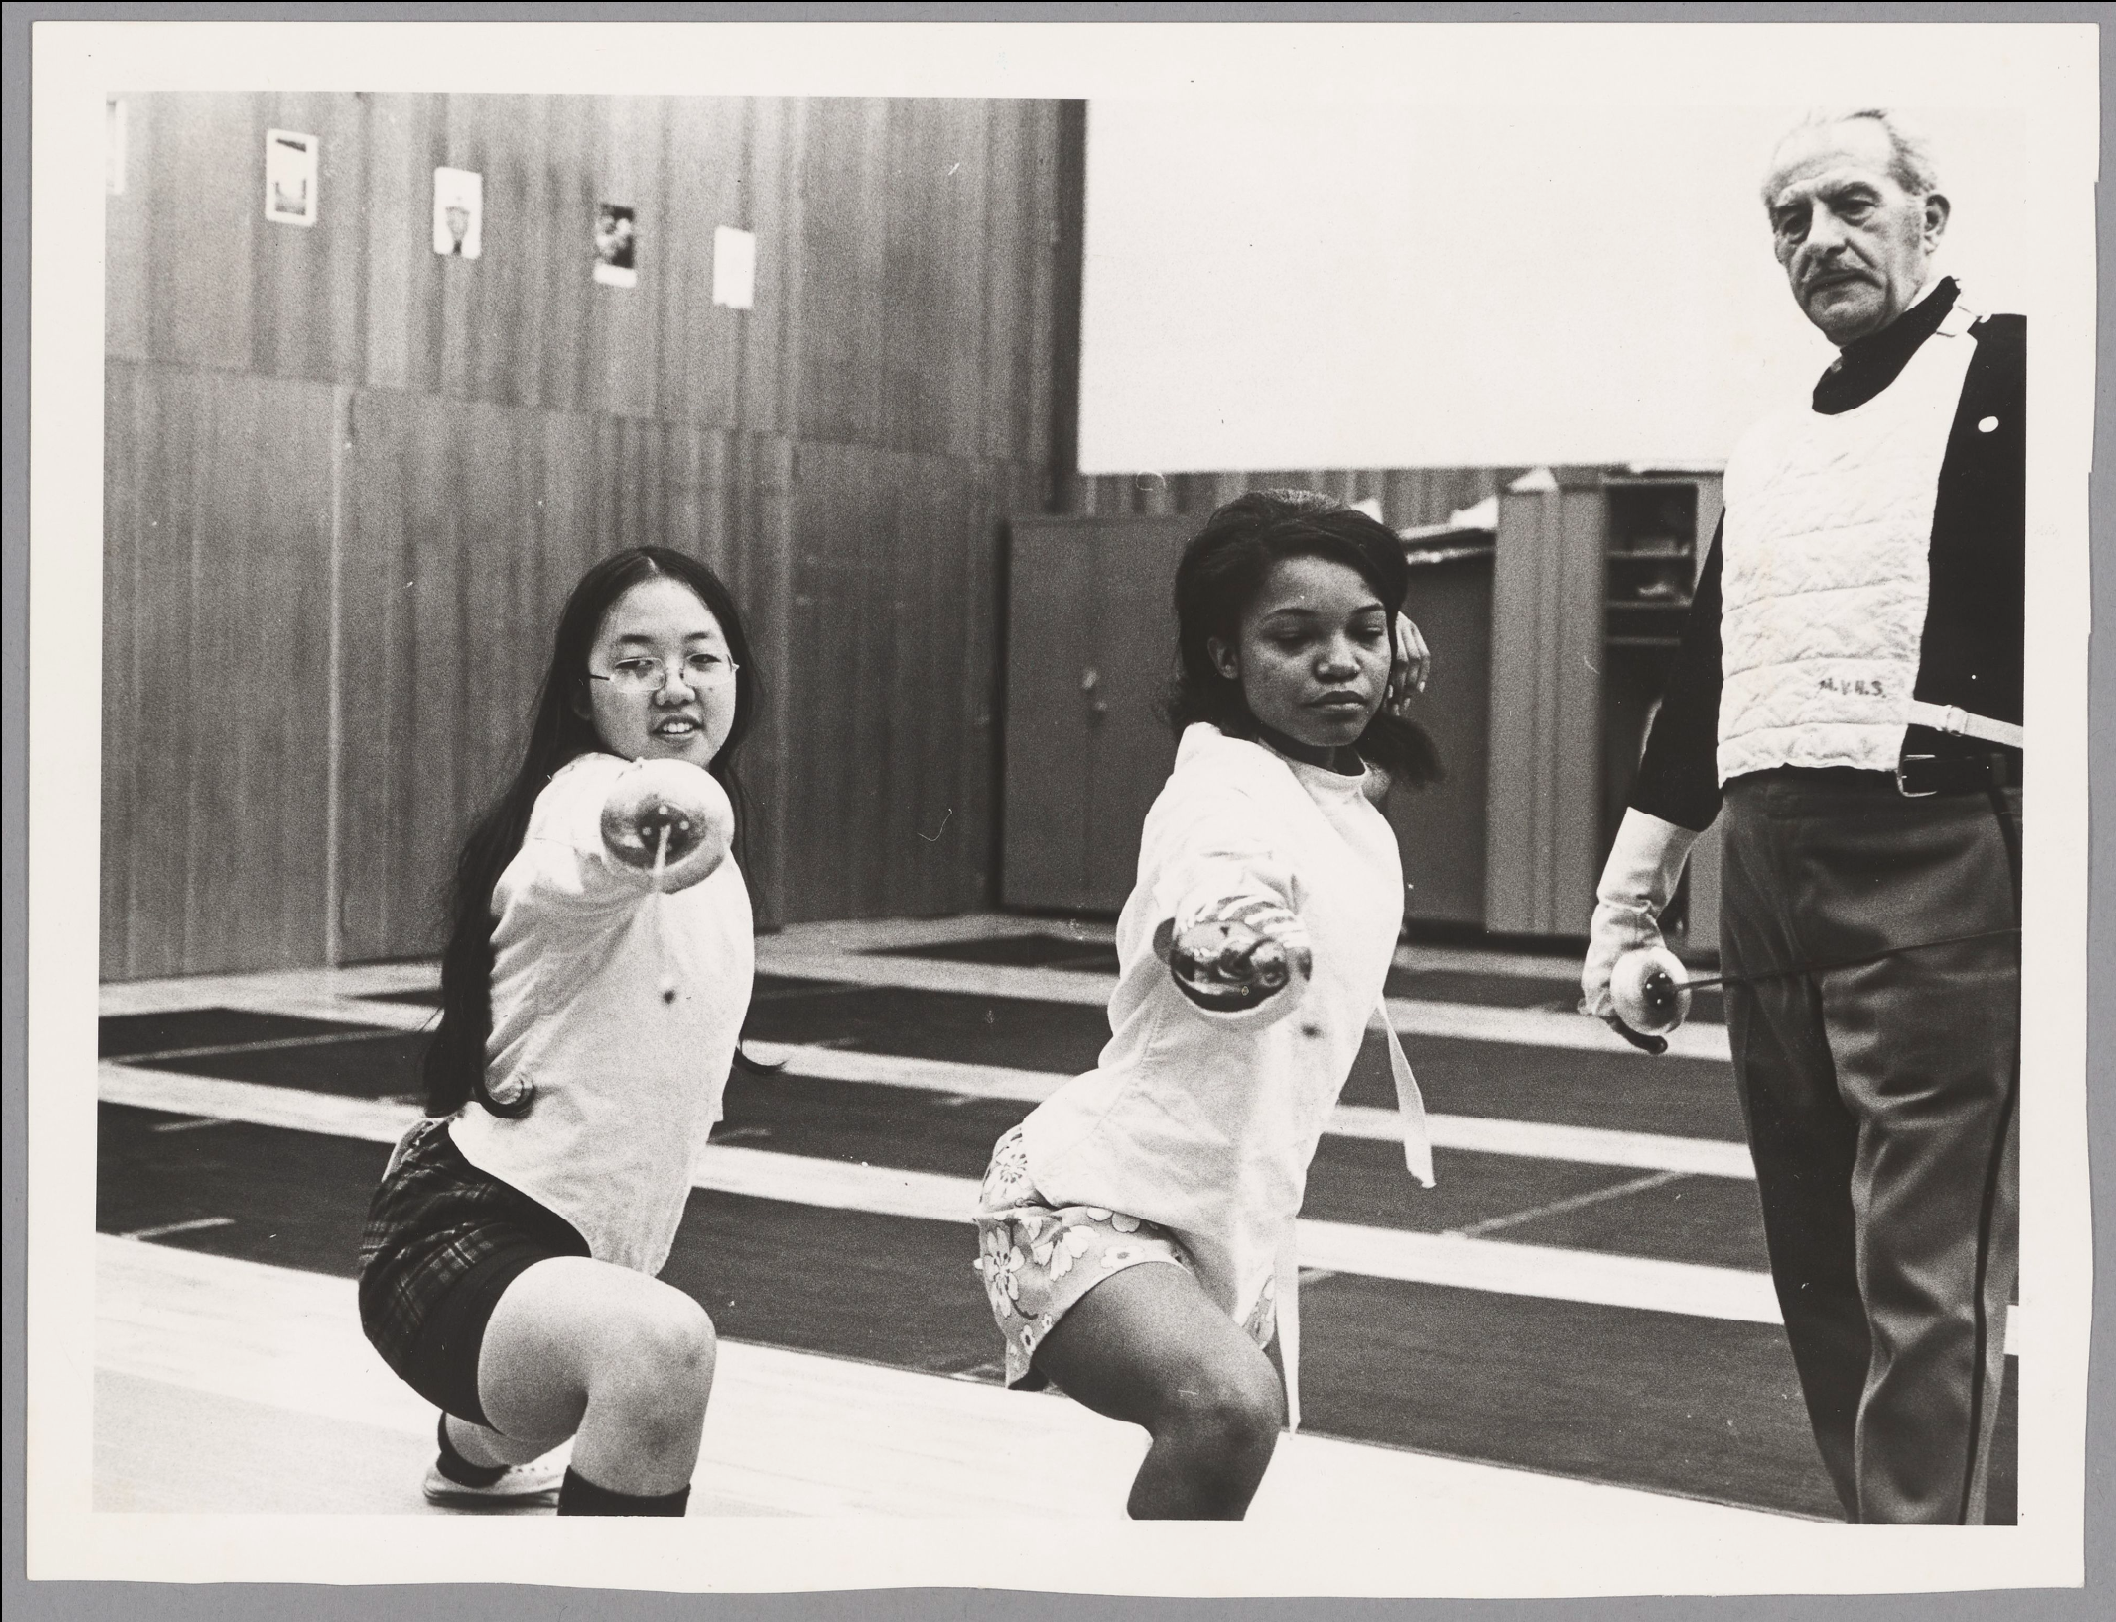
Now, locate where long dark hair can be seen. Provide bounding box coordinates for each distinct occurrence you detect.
[422,547,762,1119]
[1167,490,1441,786]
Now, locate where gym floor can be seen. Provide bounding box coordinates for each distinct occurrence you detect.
[91,915,2015,1522]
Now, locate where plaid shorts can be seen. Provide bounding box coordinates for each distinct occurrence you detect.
[357,1117,589,1427]
[973,1124,1273,1390]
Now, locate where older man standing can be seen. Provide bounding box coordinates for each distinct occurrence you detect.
[1582,110,2022,1523]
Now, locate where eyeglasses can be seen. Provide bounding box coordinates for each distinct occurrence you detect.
[589,654,740,695]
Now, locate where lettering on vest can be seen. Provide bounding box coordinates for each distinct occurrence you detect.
[1817,674,1890,698]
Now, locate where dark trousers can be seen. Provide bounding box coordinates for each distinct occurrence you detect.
[1720,768,2019,1523]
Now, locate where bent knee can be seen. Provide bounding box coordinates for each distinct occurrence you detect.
[629,1294,717,1376]
[1162,1365,1284,1451]
[593,1292,717,1396]
[586,1297,715,1447]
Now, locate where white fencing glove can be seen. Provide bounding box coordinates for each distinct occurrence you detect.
[600,759,734,894]
[1582,809,1699,1054]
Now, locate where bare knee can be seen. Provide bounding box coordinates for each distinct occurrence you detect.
[590,1295,717,1445]
[618,1294,716,1392]
[645,1294,717,1367]
[1157,1360,1284,1462]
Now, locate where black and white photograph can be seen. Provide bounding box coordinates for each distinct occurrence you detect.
[18,13,2103,1604]
[433,165,483,260]
[593,201,638,287]
[263,125,318,227]
[712,223,756,311]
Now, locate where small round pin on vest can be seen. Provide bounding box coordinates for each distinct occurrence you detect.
[1978,415,1999,433]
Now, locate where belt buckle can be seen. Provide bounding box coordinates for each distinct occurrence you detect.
[1895,754,1940,798]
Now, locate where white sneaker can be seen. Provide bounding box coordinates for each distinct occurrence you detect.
[422,1451,565,1510]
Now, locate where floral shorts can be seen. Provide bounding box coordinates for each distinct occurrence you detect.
[972,1125,1274,1389]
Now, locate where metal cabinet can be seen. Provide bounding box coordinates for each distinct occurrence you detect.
[1001,514,1193,914]
[1483,467,1724,947]
[1386,533,1496,927]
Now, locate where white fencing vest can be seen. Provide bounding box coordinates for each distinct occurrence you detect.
[1718,298,1980,782]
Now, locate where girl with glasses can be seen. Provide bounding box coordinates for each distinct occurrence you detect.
[359,545,759,1517]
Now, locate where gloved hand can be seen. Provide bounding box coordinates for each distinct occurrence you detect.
[1382,613,1431,717]
[1160,892,1314,1017]
[600,759,734,892]
[1582,809,1699,1053]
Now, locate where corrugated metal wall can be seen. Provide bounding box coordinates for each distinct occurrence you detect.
[1062,467,1521,530]
[101,93,1073,980]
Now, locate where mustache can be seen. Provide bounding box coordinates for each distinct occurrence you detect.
[1800,262,1874,293]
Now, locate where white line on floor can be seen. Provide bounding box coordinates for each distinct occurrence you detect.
[769,914,1117,953]
[97,959,443,1017]
[102,1064,415,1145]
[115,1216,236,1242]
[105,1061,2024,1355]
[120,1028,412,1065]
[1380,997,1730,1062]
[1447,1170,1687,1238]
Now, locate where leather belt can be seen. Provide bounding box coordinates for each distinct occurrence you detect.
[1895,750,2018,799]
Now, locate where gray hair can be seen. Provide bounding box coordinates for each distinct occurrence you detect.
[1761,108,1942,203]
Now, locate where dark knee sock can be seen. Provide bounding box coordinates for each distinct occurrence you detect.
[433,1414,508,1489]
[557,1466,690,1517]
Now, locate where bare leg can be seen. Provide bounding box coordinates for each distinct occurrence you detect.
[442,1414,549,1469]
[1031,1262,1284,1520]
[470,1256,717,1497]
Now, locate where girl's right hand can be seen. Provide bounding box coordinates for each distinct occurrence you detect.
[1166,904,1314,1014]
[600,759,733,891]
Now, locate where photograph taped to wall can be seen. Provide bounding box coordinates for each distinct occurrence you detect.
[263,126,317,226]
[105,96,126,196]
[713,223,756,309]
[23,14,2105,1607]
[432,166,482,259]
[593,201,637,287]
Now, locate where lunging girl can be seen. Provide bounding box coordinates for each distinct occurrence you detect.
[359,546,759,1517]
[974,492,1438,1519]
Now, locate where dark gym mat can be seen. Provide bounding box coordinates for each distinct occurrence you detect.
[99,1007,390,1060]
[99,1103,391,1273]
[869,935,1120,973]
[126,1030,432,1105]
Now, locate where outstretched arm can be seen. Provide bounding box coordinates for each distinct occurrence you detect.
[502,757,731,920]
[1144,788,1312,1023]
